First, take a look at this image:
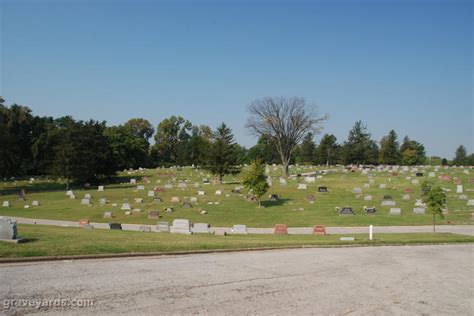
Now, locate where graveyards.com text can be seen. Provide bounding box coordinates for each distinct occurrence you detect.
[3,298,94,310]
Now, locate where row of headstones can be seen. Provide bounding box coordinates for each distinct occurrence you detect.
[79,219,248,235]
[337,206,427,215]
[2,201,40,208]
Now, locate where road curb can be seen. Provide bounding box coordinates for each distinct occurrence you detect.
[1,242,472,264]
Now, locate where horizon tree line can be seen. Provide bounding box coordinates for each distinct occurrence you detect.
[1,96,472,184]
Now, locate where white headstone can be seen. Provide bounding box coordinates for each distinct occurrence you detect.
[413,207,425,214]
[147,190,155,197]
[193,223,210,234]
[456,185,463,194]
[389,208,401,215]
[121,203,131,210]
[198,190,206,196]
[382,200,396,206]
[31,201,39,206]
[81,198,91,205]
[171,196,180,203]
[403,194,410,200]
[2,201,10,208]
[170,219,192,234]
[231,224,248,234]
[364,195,373,201]
[297,183,307,190]
[98,186,104,192]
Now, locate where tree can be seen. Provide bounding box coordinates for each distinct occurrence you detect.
[379,130,401,165]
[246,97,327,177]
[316,134,339,166]
[206,122,240,182]
[153,116,192,165]
[298,133,316,164]
[400,136,426,165]
[242,159,269,207]
[342,121,379,165]
[421,181,446,233]
[247,135,280,165]
[453,145,467,165]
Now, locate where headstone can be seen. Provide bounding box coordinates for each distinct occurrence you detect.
[318,186,328,193]
[313,225,326,235]
[84,193,92,199]
[467,199,474,206]
[416,172,423,177]
[383,195,392,200]
[459,194,467,200]
[99,198,107,205]
[389,208,401,215]
[352,187,362,194]
[403,194,410,200]
[339,207,355,215]
[81,198,91,205]
[304,176,316,183]
[130,179,136,185]
[411,179,419,185]
[70,194,76,200]
[428,172,435,178]
[171,196,180,203]
[98,186,104,192]
[66,190,74,196]
[231,224,247,234]
[413,208,425,214]
[193,223,211,234]
[164,207,173,213]
[456,185,463,194]
[279,178,287,186]
[31,200,39,206]
[365,207,376,214]
[156,221,170,232]
[297,183,307,190]
[182,202,192,208]
[198,190,206,196]
[0,218,17,240]
[109,223,122,230]
[79,219,89,227]
[269,194,279,201]
[148,211,160,219]
[103,211,113,218]
[83,224,94,230]
[340,237,355,241]
[415,199,424,207]
[121,203,131,210]
[140,226,151,232]
[215,190,222,195]
[382,200,396,206]
[363,183,370,188]
[379,184,386,189]
[364,195,373,201]
[274,224,288,235]
[147,191,155,197]
[164,184,173,189]
[170,219,192,234]
[306,195,315,202]
[137,185,145,190]
[134,198,143,204]
[2,201,11,208]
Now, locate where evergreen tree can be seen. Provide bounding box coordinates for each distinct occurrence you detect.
[342,121,379,165]
[316,134,339,166]
[453,145,467,165]
[298,133,316,164]
[379,130,401,165]
[206,122,240,182]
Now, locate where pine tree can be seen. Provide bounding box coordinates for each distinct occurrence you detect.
[379,130,401,165]
[207,122,240,182]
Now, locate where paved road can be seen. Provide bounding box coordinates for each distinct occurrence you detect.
[1,244,473,315]
[6,216,474,236]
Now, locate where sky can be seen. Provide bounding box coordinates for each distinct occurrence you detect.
[1,0,472,159]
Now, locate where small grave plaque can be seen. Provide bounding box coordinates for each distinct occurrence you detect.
[313,225,326,235]
[274,224,288,235]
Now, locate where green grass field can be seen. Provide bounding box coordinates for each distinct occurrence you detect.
[0,165,473,227]
[0,224,473,258]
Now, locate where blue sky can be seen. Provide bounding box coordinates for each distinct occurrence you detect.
[1,0,472,158]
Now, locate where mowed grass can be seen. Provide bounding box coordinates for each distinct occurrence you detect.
[0,224,473,258]
[0,166,473,227]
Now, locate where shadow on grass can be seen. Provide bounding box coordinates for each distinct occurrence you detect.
[261,198,291,208]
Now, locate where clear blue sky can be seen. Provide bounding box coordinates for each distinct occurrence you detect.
[1,0,472,159]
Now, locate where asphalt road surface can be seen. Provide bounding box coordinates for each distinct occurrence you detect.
[1,244,473,315]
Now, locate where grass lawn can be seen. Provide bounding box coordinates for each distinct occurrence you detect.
[0,166,473,227]
[0,224,473,258]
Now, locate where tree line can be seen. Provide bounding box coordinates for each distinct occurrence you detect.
[1,96,472,184]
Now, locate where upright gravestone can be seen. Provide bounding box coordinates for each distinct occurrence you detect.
[297,183,307,190]
[352,187,362,194]
[456,185,463,194]
[170,219,192,234]
[193,223,211,234]
[364,195,373,201]
[313,225,326,235]
[156,221,170,232]
[137,185,145,191]
[103,211,113,218]
[98,186,104,192]
[403,194,410,200]
[147,191,155,197]
[274,224,288,235]
[413,208,425,215]
[467,199,474,206]
[0,218,17,241]
[339,207,355,215]
[81,198,91,205]
[2,201,11,208]
[389,208,401,215]
[121,203,131,210]
[318,186,328,193]
[231,224,248,234]
[148,211,160,219]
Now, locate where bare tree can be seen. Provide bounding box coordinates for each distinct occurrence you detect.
[246,97,327,177]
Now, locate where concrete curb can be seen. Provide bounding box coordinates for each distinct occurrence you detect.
[1,242,473,264]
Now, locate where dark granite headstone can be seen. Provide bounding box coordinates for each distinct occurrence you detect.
[109,223,122,230]
[318,186,328,192]
[339,207,355,215]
